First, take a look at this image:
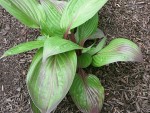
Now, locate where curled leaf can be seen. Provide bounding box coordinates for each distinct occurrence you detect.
[92,38,143,67]
[70,72,104,113]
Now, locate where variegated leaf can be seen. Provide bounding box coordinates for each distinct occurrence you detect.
[70,72,104,113]
[92,38,143,67]
[60,0,108,30]
[75,14,98,45]
[27,49,77,113]
[40,0,64,36]
[43,36,82,62]
[0,0,45,28]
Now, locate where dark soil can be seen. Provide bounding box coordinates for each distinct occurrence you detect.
[0,0,150,113]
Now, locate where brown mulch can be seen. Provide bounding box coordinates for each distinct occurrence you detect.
[0,0,150,113]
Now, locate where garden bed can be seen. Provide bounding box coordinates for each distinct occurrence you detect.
[0,0,149,113]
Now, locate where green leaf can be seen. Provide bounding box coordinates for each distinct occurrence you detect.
[76,14,98,44]
[0,0,45,28]
[87,37,107,55]
[77,53,92,68]
[88,28,105,40]
[36,36,47,41]
[60,0,108,30]
[70,73,104,113]
[82,42,95,53]
[43,36,82,61]
[92,38,143,67]
[40,0,64,36]
[49,0,67,14]
[2,40,44,58]
[27,50,77,113]
[30,99,41,113]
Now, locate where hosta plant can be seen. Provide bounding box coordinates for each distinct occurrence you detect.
[0,0,143,113]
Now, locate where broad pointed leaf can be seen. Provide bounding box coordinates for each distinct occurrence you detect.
[0,0,45,28]
[70,73,104,113]
[60,0,108,30]
[92,38,143,67]
[27,49,77,113]
[77,53,92,68]
[2,40,44,58]
[40,0,64,36]
[76,14,98,44]
[43,37,82,61]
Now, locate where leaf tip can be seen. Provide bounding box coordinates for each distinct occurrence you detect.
[0,54,6,59]
[90,106,99,113]
[134,52,143,63]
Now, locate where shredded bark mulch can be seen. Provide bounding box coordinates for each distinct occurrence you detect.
[0,0,149,113]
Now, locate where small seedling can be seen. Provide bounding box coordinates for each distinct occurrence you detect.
[0,0,143,113]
